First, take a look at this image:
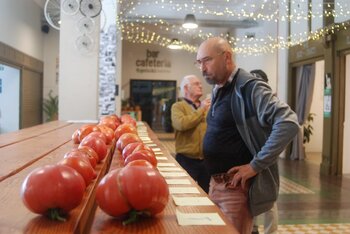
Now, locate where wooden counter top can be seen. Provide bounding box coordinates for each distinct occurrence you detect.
[90,123,238,233]
[0,121,238,234]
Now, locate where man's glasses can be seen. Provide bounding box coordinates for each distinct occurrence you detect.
[194,51,225,69]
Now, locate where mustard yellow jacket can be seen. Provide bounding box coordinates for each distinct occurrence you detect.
[171,100,207,159]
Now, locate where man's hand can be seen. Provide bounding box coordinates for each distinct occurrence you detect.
[227,164,257,189]
[200,97,211,111]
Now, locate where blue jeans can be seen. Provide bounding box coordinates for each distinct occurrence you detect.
[175,153,210,193]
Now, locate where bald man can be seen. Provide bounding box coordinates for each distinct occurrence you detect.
[196,37,299,233]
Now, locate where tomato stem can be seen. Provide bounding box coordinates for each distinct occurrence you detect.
[48,208,67,222]
[122,210,139,225]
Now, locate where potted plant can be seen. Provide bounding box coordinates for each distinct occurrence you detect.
[43,90,58,122]
[303,113,315,144]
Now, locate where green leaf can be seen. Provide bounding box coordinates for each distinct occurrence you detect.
[43,90,59,122]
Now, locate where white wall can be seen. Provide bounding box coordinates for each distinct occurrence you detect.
[59,10,100,121]
[343,55,350,174]
[43,29,59,98]
[235,21,278,93]
[0,0,44,60]
[305,60,324,153]
[236,52,278,93]
[121,41,213,100]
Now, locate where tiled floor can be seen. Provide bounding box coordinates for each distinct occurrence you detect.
[155,131,350,233]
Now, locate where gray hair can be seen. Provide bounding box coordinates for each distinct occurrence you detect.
[180,75,196,97]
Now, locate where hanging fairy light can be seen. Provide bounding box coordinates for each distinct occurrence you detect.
[116,0,350,55]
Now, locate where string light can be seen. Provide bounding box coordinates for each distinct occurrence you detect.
[116,0,350,55]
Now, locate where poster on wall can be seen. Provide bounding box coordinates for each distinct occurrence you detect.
[324,73,331,118]
[98,1,117,116]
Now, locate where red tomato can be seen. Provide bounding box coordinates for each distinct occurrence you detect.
[97,124,115,145]
[124,149,157,167]
[95,169,130,217]
[96,166,169,221]
[78,124,100,142]
[79,135,108,161]
[122,142,142,160]
[100,114,121,125]
[121,114,137,127]
[122,142,153,160]
[114,123,137,140]
[72,129,80,144]
[126,159,154,168]
[116,133,141,152]
[58,157,96,186]
[21,165,85,220]
[77,146,99,167]
[87,131,107,144]
[64,149,96,168]
[99,118,118,130]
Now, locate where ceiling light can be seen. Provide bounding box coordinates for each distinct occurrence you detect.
[182,14,198,29]
[167,38,183,50]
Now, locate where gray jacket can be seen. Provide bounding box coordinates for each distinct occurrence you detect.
[231,69,299,173]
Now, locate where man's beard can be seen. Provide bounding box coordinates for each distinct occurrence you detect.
[203,73,216,85]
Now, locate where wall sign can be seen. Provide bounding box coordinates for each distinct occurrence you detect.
[135,49,171,73]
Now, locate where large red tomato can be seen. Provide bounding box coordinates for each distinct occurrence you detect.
[97,124,115,145]
[122,142,143,160]
[122,142,153,160]
[21,164,85,220]
[96,166,169,222]
[121,114,137,127]
[100,114,121,126]
[76,146,99,168]
[78,124,100,143]
[99,117,119,131]
[114,123,137,140]
[64,148,96,168]
[79,135,108,161]
[87,131,107,144]
[124,149,157,167]
[126,159,154,169]
[58,156,96,186]
[116,133,141,152]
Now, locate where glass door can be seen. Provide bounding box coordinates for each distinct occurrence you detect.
[0,63,20,134]
[130,79,176,131]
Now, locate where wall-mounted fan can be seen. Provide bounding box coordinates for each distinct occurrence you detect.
[80,0,102,18]
[75,34,94,55]
[44,0,61,30]
[77,17,95,34]
[62,0,80,15]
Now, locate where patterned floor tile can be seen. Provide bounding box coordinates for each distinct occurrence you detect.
[259,223,350,233]
[280,176,315,194]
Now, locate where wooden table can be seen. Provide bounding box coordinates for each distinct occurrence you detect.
[0,121,238,233]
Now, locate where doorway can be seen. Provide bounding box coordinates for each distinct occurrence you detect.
[290,61,324,163]
[130,79,176,131]
[0,63,20,134]
[305,60,324,165]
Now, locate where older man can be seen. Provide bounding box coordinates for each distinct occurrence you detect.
[196,37,299,233]
[171,75,211,193]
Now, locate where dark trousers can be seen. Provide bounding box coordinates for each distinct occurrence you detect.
[175,153,210,193]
